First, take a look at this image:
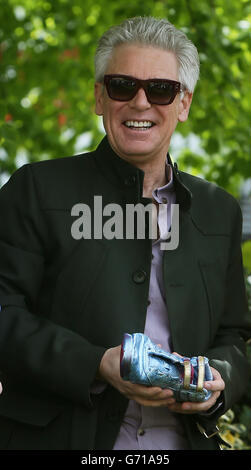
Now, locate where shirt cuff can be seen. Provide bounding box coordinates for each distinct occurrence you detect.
[198,393,224,416]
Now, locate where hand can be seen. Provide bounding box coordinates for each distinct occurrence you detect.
[166,357,225,414]
[98,345,176,407]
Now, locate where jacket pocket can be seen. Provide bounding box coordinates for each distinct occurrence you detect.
[199,257,226,343]
[0,387,64,427]
[0,414,14,448]
[50,238,108,329]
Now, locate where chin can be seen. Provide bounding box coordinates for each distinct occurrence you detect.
[119,143,155,158]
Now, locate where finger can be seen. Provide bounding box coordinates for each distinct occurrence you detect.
[134,396,176,407]
[202,367,225,393]
[124,383,176,406]
[123,381,174,398]
[166,397,204,413]
[204,379,224,392]
[121,382,175,404]
[127,386,174,401]
[167,403,194,414]
[204,372,225,392]
[168,389,221,414]
[208,367,224,382]
[172,352,183,358]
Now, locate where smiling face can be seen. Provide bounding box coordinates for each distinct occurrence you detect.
[95,44,193,167]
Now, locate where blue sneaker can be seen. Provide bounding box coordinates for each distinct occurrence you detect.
[120,333,213,402]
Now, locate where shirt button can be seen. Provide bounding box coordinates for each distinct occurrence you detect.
[161,197,168,204]
[138,428,145,436]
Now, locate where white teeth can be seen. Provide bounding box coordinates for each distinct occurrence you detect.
[125,120,153,128]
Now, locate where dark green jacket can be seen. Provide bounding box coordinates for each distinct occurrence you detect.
[0,137,250,450]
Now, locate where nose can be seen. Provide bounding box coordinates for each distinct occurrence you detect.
[128,87,151,111]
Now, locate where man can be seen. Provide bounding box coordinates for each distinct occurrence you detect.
[0,16,250,450]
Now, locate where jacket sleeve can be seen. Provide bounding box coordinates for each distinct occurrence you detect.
[205,199,251,415]
[0,164,106,408]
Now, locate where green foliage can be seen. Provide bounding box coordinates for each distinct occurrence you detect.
[219,409,250,449]
[0,0,251,195]
[219,272,251,449]
[242,241,251,273]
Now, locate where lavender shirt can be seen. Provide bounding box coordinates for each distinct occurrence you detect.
[112,164,189,450]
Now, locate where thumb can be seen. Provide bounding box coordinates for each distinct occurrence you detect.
[172,352,183,358]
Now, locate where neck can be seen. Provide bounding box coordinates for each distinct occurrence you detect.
[106,138,169,198]
[140,160,168,199]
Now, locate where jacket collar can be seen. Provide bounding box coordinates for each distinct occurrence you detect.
[94,136,192,211]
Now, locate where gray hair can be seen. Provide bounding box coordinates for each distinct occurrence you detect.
[95,16,200,93]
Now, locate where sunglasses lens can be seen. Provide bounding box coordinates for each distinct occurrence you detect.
[105,76,180,105]
[107,77,137,101]
[147,81,177,104]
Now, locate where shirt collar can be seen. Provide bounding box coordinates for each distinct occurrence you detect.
[94,136,192,211]
[152,162,174,204]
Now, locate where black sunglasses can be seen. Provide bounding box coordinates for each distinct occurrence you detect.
[103,74,184,105]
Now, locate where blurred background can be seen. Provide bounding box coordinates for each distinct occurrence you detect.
[0,0,251,449]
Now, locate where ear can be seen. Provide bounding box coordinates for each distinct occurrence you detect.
[178,91,193,123]
[94,82,104,116]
